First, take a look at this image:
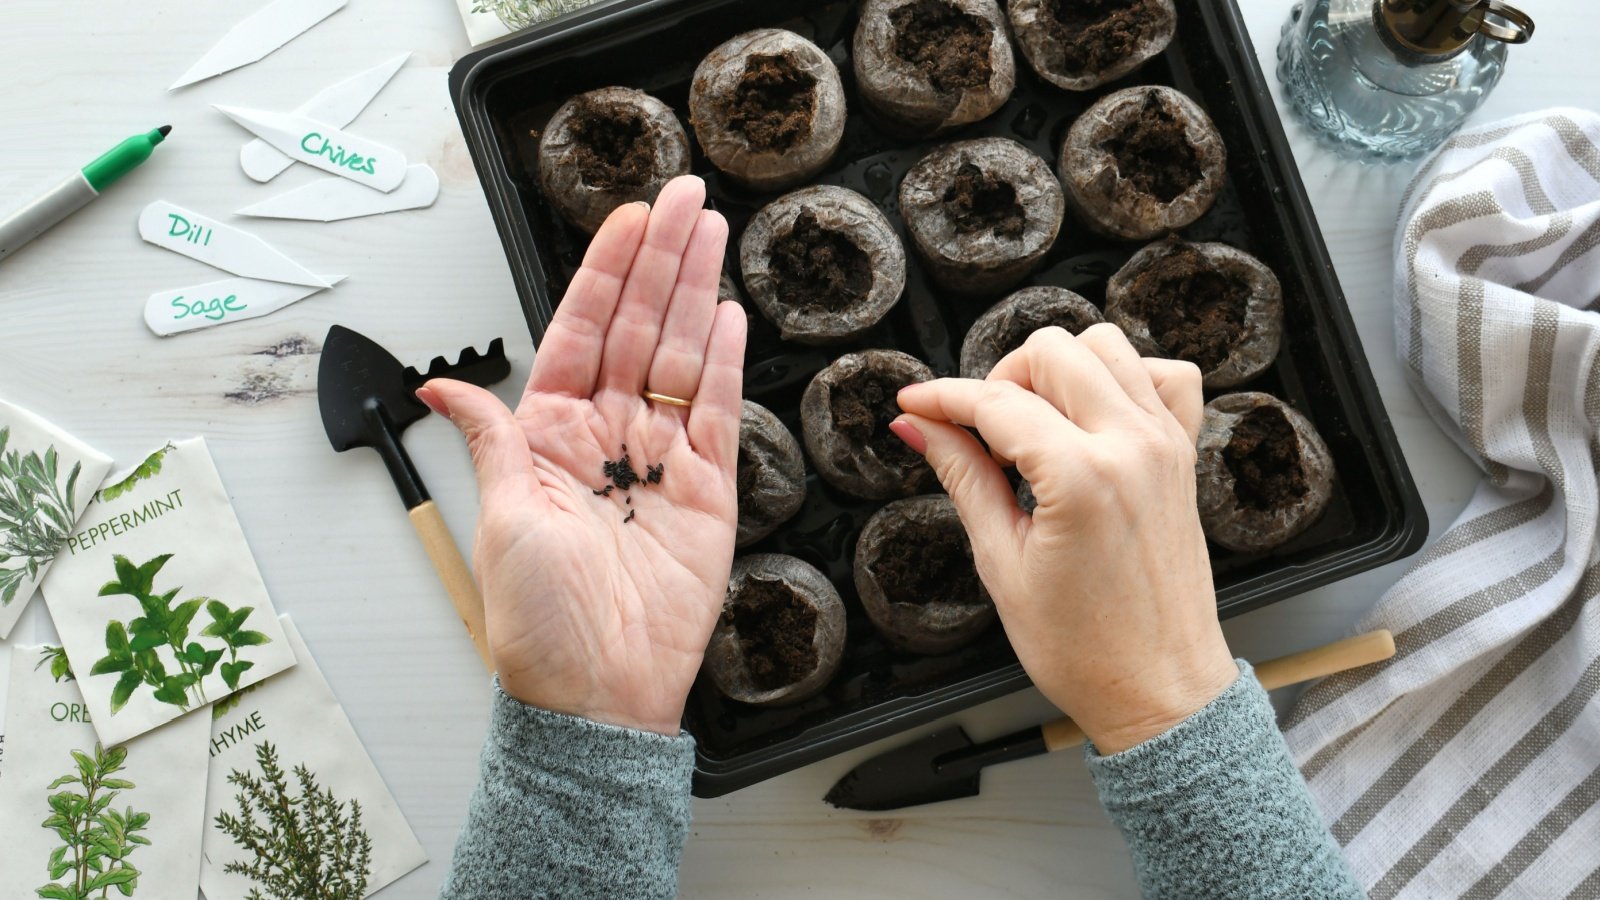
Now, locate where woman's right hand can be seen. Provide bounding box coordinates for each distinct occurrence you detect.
[891,324,1238,754]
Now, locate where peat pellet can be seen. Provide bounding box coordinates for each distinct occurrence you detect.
[1196,393,1335,554]
[960,286,1104,379]
[740,185,907,345]
[854,495,996,655]
[737,401,807,547]
[1017,478,1037,515]
[1009,0,1177,92]
[801,350,935,500]
[853,0,1015,136]
[537,87,691,234]
[704,554,847,707]
[900,138,1065,296]
[1058,85,1226,241]
[1105,239,1282,389]
[689,29,847,192]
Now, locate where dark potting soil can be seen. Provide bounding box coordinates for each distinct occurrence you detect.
[1223,406,1308,512]
[568,100,658,190]
[874,515,983,607]
[888,0,995,94]
[942,163,1026,239]
[726,53,817,152]
[1102,93,1202,203]
[724,578,819,691]
[982,306,1094,358]
[1044,0,1164,76]
[770,211,874,313]
[829,367,924,471]
[1132,247,1251,372]
[736,446,759,497]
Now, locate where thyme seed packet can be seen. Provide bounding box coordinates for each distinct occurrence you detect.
[0,644,211,900]
[201,616,427,899]
[40,438,296,747]
[0,399,114,640]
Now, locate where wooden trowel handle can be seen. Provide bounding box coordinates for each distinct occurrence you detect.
[409,500,493,671]
[1040,630,1395,752]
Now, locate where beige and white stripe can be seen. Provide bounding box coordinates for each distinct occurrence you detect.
[1284,109,1600,900]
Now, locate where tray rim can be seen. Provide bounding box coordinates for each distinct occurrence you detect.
[448,0,1429,798]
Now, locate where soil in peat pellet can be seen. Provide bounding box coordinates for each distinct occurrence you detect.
[770,212,874,313]
[889,0,995,94]
[1044,0,1164,75]
[569,101,657,190]
[1223,405,1309,512]
[724,579,820,691]
[830,367,924,471]
[1132,248,1251,372]
[1102,94,1202,203]
[874,517,983,607]
[725,53,818,152]
[942,163,1026,239]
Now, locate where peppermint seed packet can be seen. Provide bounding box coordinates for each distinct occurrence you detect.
[0,399,114,639]
[202,616,427,898]
[40,438,295,746]
[0,644,211,900]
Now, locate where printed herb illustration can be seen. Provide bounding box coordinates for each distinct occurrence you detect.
[215,742,373,900]
[37,743,152,900]
[471,0,596,29]
[38,645,76,682]
[89,553,271,714]
[0,427,83,605]
[95,446,170,504]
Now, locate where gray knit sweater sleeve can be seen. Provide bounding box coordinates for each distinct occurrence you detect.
[1085,662,1364,899]
[439,680,695,899]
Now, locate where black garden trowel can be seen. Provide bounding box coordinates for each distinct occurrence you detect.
[317,324,510,670]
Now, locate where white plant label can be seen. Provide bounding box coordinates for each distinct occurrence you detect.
[139,201,331,288]
[40,438,297,747]
[215,106,407,193]
[171,0,348,90]
[0,399,112,640]
[0,647,211,900]
[242,53,410,183]
[144,276,345,337]
[201,617,428,899]
[237,165,439,222]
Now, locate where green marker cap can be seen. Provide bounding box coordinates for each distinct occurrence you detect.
[82,126,171,193]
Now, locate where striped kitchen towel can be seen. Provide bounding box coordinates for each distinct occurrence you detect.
[1284,109,1600,900]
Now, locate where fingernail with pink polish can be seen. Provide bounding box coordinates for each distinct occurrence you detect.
[416,387,450,418]
[889,418,927,455]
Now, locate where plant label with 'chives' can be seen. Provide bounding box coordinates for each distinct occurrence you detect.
[0,399,112,640]
[241,53,409,183]
[39,438,296,747]
[201,616,428,899]
[138,201,333,289]
[0,646,211,900]
[214,106,408,193]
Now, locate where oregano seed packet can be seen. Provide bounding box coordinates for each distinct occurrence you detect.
[0,399,114,640]
[40,438,295,746]
[202,616,428,899]
[0,644,211,900]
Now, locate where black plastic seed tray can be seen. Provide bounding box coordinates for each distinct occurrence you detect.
[449,0,1427,798]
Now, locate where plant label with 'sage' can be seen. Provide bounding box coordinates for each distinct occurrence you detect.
[39,438,297,747]
[144,276,345,337]
[0,646,211,900]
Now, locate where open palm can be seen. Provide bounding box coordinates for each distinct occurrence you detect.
[419,177,746,735]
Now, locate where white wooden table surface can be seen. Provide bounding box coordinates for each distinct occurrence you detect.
[0,1,1593,896]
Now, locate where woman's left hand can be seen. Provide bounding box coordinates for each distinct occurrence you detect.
[418,176,746,736]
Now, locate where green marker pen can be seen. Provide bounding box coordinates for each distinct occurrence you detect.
[0,125,171,262]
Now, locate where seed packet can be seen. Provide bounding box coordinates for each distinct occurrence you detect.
[40,438,296,746]
[201,616,427,899]
[0,399,114,640]
[0,644,211,900]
